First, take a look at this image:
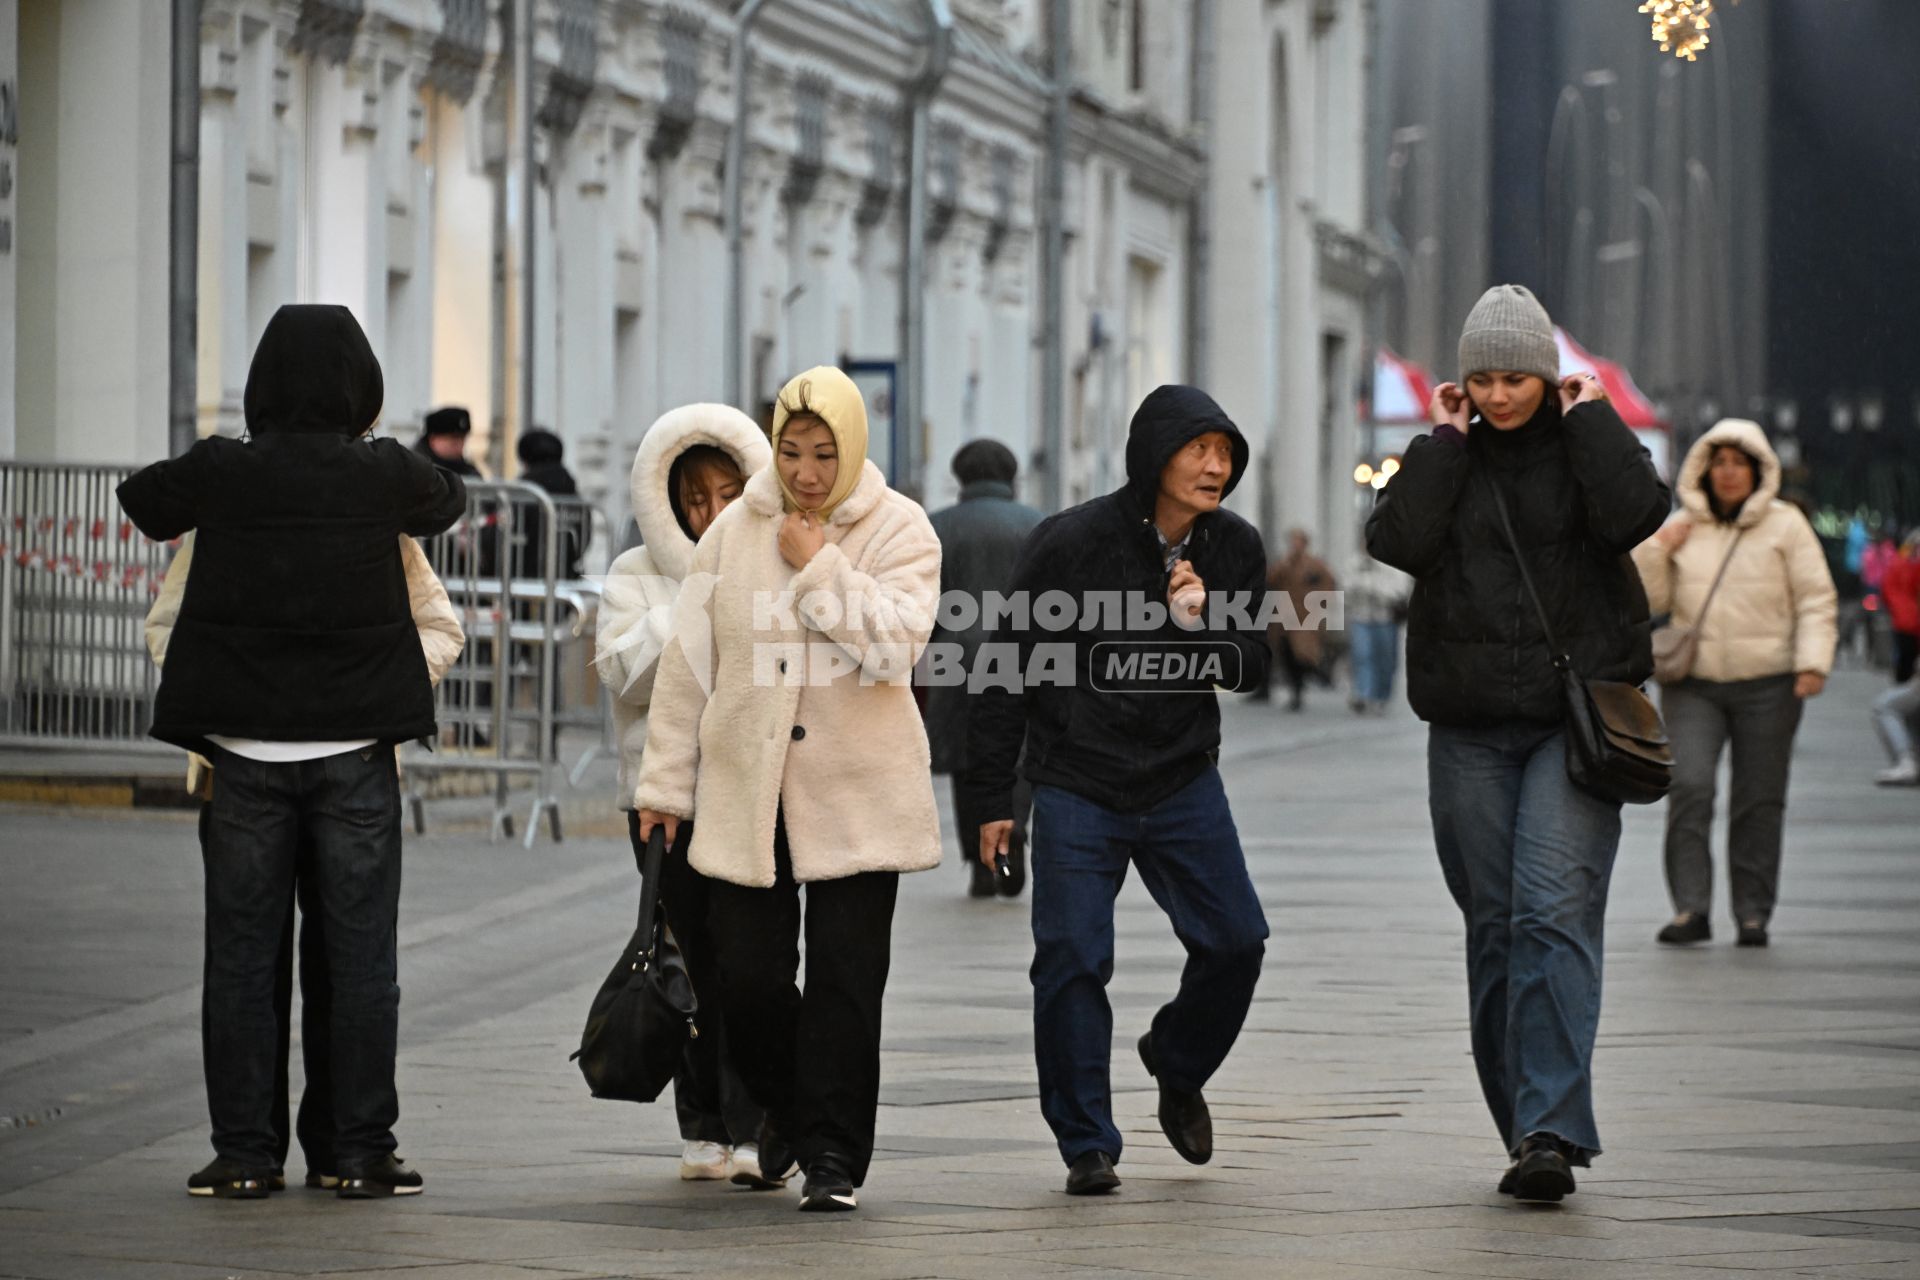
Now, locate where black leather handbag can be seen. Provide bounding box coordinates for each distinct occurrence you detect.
[1483,475,1674,805]
[571,825,699,1102]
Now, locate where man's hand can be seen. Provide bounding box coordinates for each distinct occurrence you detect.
[1655,519,1693,553]
[978,819,1014,870]
[779,510,826,569]
[1169,559,1206,630]
[637,807,681,848]
[1794,671,1826,700]
[1430,382,1470,431]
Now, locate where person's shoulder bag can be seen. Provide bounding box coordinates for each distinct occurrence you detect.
[570,825,698,1103]
[1650,527,1744,685]
[1482,473,1674,805]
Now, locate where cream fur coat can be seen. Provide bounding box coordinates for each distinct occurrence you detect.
[633,457,944,887]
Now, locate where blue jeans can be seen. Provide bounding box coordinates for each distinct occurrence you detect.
[1349,620,1400,704]
[1030,769,1268,1165]
[1427,722,1622,1164]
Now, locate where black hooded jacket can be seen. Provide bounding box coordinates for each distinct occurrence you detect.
[117,305,467,750]
[962,385,1271,817]
[1365,398,1671,727]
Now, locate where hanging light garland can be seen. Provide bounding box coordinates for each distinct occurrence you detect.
[1638,0,1744,62]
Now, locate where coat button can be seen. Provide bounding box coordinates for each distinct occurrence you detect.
[791,725,806,741]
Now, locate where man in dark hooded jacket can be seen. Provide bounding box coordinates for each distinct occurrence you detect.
[964,385,1272,1196]
[117,305,464,1201]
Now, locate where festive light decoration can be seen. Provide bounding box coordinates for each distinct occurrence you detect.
[1640,0,1715,61]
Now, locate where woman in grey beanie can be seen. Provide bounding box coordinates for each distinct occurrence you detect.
[1367,284,1671,1202]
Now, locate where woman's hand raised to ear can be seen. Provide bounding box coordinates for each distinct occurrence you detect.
[1430,382,1471,432]
[780,510,826,569]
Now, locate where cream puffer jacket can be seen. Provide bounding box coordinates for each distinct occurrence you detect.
[634,374,943,888]
[1632,418,1837,682]
[594,404,771,806]
[146,532,466,794]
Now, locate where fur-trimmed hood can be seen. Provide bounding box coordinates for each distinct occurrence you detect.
[630,404,772,582]
[1678,418,1782,529]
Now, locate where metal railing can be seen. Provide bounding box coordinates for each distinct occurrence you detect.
[0,462,177,752]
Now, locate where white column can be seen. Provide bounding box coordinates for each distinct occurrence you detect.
[306,56,384,343]
[197,20,248,437]
[428,91,494,440]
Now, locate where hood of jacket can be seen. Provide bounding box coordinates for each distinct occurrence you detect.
[1121,385,1250,514]
[1679,418,1781,529]
[769,366,870,518]
[244,305,384,437]
[631,403,772,582]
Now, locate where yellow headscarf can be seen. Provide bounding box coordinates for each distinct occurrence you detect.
[769,366,870,519]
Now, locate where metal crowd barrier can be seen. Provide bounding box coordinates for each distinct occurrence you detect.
[402,481,613,848]
[0,462,177,752]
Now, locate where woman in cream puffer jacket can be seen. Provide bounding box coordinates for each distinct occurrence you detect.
[635,366,941,1211]
[1632,418,1837,949]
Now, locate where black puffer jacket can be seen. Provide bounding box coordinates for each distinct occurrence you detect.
[963,386,1271,817]
[1365,399,1670,727]
[117,305,466,751]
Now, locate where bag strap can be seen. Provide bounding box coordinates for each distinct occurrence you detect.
[1478,471,1570,668]
[1691,528,1746,627]
[634,825,668,961]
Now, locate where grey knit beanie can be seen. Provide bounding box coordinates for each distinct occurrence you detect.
[1458,285,1560,384]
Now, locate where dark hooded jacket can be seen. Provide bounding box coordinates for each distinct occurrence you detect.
[962,385,1271,817]
[1364,398,1670,726]
[116,305,467,751]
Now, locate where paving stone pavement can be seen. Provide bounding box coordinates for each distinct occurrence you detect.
[1,669,1916,1279]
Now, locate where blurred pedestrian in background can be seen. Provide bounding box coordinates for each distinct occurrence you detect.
[596,404,773,1187]
[927,439,1044,899]
[1343,548,1411,715]
[1262,528,1336,711]
[514,428,588,581]
[1367,284,1669,1203]
[416,406,484,479]
[1871,530,1920,785]
[1634,419,1837,949]
[1883,529,1920,685]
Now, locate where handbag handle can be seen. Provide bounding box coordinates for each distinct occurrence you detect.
[1478,471,1570,668]
[634,824,669,964]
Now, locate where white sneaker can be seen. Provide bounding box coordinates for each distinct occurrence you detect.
[1875,757,1919,786]
[728,1142,787,1189]
[679,1140,731,1181]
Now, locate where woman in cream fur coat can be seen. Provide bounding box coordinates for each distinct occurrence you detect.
[636,366,941,1213]
[1633,418,1837,950]
[594,403,774,1187]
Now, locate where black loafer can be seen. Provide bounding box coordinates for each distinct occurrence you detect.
[1511,1134,1576,1203]
[336,1154,424,1198]
[1656,913,1711,946]
[1138,1031,1212,1165]
[1736,919,1769,948]
[1064,1150,1121,1196]
[186,1157,273,1199]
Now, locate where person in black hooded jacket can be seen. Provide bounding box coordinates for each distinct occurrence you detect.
[117,304,464,1201]
[964,385,1271,1197]
[1366,285,1670,1204]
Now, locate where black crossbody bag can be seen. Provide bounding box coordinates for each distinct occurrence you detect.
[1482,474,1674,805]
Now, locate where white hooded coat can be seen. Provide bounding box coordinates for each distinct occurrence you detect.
[596,404,772,807]
[1632,418,1838,682]
[633,368,944,887]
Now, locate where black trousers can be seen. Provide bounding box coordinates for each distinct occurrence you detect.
[201,804,336,1173]
[702,816,900,1186]
[201,746,402,1169]
[626,812,763,1147]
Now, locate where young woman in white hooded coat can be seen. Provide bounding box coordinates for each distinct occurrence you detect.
[594,404,774,1188]
[635,366,943,1213]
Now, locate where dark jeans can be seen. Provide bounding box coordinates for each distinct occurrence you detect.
[702,815,899,1186]
[202,746,403,1169]
[1428,722,1622,1163]
[1662,674,1806,925]
[1028,768,1268,1166]
[625,813,763,1147]
[202,804,337,1173]
[950,774,1032,870]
